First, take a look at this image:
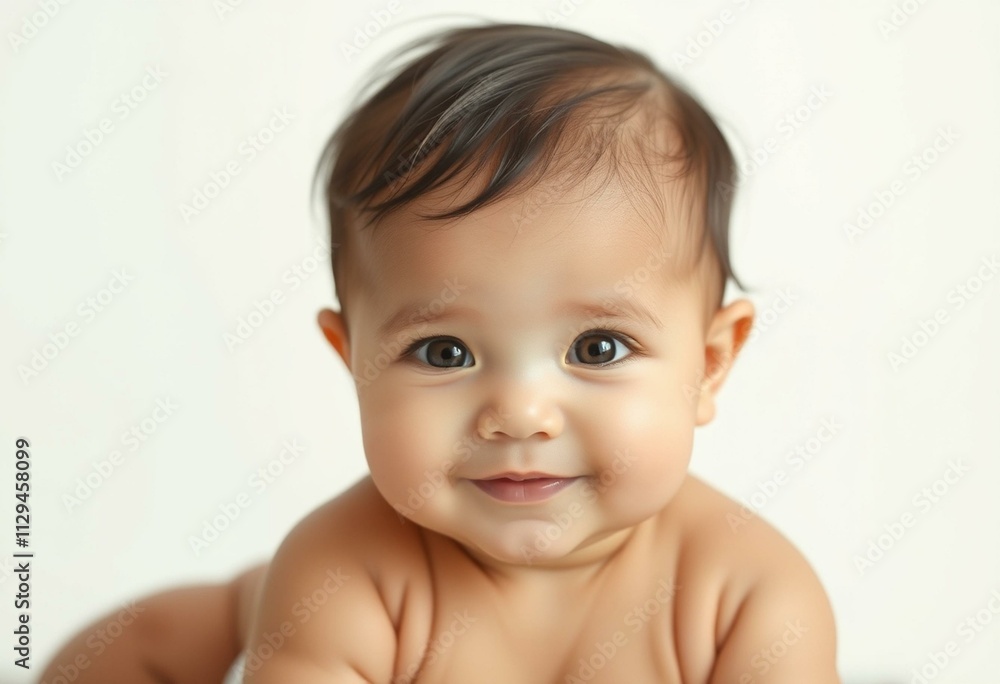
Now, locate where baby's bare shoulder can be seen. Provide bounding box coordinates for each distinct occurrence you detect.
[670,475,839,683]
[269,475,430,616]
[245,477,428,683]
[673,474,803,591]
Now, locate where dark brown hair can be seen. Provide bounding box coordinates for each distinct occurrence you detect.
[314,21,747,321]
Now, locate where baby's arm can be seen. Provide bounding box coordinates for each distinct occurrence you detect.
[707,543,840,684]
[242,500,398,683]
[38,563,266,684]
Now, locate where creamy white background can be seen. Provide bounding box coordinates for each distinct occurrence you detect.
[1,1,998,682]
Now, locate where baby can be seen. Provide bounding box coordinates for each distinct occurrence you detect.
[38,20,841,684]
[240,20,840,684]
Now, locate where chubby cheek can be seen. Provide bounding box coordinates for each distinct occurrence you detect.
[581,376,695,517]
[357,379,466,511]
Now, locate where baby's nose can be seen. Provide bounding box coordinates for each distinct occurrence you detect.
[475,385,564,441]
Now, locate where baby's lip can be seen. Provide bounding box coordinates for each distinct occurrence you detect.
[470,475,580,503]
[474,471,570,481]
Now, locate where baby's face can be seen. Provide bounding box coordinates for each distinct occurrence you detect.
[328,174,732,569]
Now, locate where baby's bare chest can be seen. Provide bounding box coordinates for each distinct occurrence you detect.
[393,572,692,684]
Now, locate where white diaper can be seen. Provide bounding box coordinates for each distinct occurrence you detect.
[223,651,245,684]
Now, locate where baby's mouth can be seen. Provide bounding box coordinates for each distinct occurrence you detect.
[470,474,579,503]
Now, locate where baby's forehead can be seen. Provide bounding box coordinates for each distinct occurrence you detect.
[359,162,702,279]
[339,166,721,336]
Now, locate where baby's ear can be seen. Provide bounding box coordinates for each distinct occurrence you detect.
[695,298,754,426]
[317,308,351,370]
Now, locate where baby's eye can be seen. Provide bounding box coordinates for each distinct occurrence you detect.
[567,331,635,366]
[407,337,474,369]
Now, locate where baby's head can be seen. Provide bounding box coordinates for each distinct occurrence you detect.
[314,22,755,568]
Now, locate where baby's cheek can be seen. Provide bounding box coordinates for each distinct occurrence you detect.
[586,386,694,506]
[358,387,462,506]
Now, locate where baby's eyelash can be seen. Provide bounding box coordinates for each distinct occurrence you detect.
[572,320,643,343]
[399,336,449,359]
[576,321,634,342]
[576,325,646,366]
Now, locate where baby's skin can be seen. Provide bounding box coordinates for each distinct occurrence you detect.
[244,171,840,683]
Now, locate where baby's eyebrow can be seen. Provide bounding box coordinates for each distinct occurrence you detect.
[564,298,664,331]
[377,296,662,340]
[377,304,482,340]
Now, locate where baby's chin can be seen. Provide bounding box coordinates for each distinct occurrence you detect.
[477,520,582,566]
[432,516,639,571]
